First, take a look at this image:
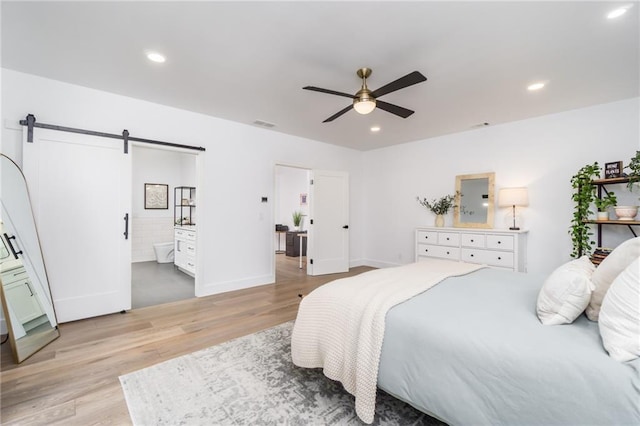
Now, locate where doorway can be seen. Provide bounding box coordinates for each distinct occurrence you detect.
[131,145,198,308]
[274,165,310,279]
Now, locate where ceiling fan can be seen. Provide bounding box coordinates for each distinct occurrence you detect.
[303,68,427,123]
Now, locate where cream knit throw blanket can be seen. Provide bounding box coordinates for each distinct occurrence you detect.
[291,259,485,424]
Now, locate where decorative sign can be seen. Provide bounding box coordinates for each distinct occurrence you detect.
[604,161,623,179]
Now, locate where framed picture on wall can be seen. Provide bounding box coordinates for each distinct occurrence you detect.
[145,183,168,209]
[300,193,308,205]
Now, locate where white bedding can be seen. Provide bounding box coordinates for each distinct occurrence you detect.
[291,259,484,423]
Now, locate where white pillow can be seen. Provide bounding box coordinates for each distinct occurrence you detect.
[537,256,596,325]
[599,257,640,362]
[586,237,640,321]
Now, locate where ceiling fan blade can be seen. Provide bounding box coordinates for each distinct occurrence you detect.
[323,105,353,122]
[370,71,427,98]
[303,86,356,99]
[375,100,415,118]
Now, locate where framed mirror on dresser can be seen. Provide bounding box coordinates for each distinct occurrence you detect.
[454,172,495,228]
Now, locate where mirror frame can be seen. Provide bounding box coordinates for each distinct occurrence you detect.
[1,154,60,363]
[453,172,495,229]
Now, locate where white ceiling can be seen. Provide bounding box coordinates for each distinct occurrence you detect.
[2,1,638,151]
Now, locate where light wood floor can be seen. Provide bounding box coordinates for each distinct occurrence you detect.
[0,255,374,425]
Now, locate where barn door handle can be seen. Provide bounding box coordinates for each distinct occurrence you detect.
[123,213,129,240]
[343,225,349,229]
[3,233,23,259]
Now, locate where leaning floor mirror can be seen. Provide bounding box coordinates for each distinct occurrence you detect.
[0,153,59,363]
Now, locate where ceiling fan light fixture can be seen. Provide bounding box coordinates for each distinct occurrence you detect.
[353,99,376,115]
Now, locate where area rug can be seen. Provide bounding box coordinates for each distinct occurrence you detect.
[120,321,444,425]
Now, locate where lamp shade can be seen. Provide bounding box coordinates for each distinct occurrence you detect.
[498,187,529,207]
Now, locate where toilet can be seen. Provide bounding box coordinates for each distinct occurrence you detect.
[153,242,175,263]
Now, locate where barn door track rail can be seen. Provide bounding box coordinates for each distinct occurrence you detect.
[19,114,206,153]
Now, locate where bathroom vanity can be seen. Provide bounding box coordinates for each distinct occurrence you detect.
[174,225,196,276]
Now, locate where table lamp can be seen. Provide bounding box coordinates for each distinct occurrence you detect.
[498,187,529,230]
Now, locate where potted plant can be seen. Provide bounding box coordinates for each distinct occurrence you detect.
[292,211,303,231]
[416,193,457,227]
[594,191,617,220]
[625,150,640,191]
[616,151,640,221]
[569,162,600,258]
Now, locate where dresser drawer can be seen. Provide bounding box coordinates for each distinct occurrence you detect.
[461,248,514,268]
[418,244,460,260]
[437,232,460,247]
[416,231,438,244]
[461,233,485,248]
[486,235,514,250]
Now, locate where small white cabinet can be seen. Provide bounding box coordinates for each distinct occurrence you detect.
[1,266,46,325]
[415,227,528,272]
[174,226,196,276]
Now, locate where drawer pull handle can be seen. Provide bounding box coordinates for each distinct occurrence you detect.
[446,237,450,240]
[498,257,502,260]
[446,251,450,255]
[470,239,474,242]
[498,241,502,244]
[470,254,474,257]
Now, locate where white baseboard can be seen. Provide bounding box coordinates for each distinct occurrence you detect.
[196,274,275,297]
[359,259,404,269]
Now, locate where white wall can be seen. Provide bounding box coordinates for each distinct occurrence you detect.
[1,69,366,298]
[362,97,640,274]
[2,68,637,297]
[131,146,196,262]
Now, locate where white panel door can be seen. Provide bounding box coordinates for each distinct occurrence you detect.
[23,128,131,322]
[307,170,349,275]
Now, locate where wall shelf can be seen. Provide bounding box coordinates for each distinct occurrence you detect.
[174,186,196,226]
[589,177,638,252]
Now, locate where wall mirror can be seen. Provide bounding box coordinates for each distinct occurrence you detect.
[454,172,495,228]
[0,154,59,363]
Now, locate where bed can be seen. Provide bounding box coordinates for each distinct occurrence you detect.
[291,258,640,425]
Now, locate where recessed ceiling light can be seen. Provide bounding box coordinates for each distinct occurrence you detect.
[607,6,629,19]
[527,82,545,91]
[370,126,381,132]
[146,52,166,63]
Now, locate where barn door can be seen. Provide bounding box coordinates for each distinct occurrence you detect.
[307,170,349,275]
[23,128,131,322]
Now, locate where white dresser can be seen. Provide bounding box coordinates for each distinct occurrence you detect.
[415,227,528,272]
[174,226,196,276]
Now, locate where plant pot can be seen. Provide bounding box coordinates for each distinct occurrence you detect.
[614,206,639,221]
[435,214,445,227]
[596,211,609,221]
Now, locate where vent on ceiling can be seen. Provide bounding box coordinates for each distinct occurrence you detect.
[253,119,276,128]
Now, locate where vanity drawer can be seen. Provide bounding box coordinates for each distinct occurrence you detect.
[182,242,196,256]
[461,249,514,268]
[1,267,29,285]
[175,229,195,241]
[416,231,438,244]
[461,233,485,248]
[437,232,460,247]
[418,244,460,260]
[486,235,514,250]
